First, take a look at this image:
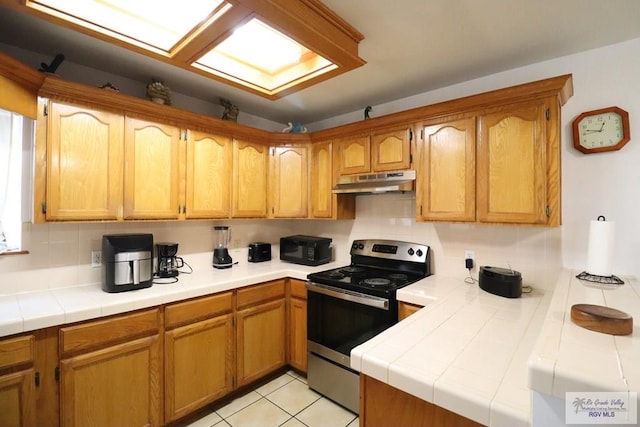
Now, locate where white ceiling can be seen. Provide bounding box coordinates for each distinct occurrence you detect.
[1,0,640,124]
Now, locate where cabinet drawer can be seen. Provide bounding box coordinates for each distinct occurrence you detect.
[289,279,307,300]
[236,280,285,310]
[60,308,159,355]
[0,335,34,369]
[165,292,233,329]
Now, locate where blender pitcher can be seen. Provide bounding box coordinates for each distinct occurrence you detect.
[212,226,233,269]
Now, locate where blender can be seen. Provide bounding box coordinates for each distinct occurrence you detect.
[212,226,233,269]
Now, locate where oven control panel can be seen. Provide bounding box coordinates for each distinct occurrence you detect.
[350,239,429,263]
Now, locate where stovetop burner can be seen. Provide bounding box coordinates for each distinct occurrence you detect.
[307,239,431,298]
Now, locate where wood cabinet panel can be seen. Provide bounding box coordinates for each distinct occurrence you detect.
[287,296,307,372]
[418,117,476,221]
[310,141,333,218]
[236,280,285,310]
[232,139,268,218]
[371,126,412,172]
[164,313,234,422]
[270,145,309,218]
[0,369,36,427]
[46,102,124,221]
[398,302,422,321]
[236,299,286,387]
[60,309,159,355]
[165,292,233,329]
[477,100,547,224]
[361,375,484,427]
[60,335,161,427]
[336,134,370,175]
[186,130,232,219]
[124,117,182,220]
[0,335,34,369]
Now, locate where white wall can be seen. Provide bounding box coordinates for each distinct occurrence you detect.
[1,38,639,295]
[310,37,640,278]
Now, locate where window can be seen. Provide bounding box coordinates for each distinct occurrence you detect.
[0,108,33,253]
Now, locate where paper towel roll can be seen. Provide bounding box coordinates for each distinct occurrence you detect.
[587,218,615,276]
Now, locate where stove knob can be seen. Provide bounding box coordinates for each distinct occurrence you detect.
[408,248,414,256]
[358,243,365,250]
[416,249,423,257]
[352,242,358,250]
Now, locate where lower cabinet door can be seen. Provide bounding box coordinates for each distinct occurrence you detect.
[164,313,234,422]
[0,369,36,427]
[236,299,286,387]
[60,335,161,427]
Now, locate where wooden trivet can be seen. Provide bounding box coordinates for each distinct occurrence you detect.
[571,304,633,335]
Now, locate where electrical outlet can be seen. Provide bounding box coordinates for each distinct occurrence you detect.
[464,250,475,261]
[91,250,102,268]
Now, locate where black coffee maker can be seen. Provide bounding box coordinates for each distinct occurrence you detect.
[156,242,184,278]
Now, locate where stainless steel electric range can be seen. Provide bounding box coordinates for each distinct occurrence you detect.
[306,239,431,413]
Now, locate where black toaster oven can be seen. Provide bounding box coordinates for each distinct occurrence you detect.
[280,235,332,266]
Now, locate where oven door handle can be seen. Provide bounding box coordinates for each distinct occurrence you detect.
[306,282,389,310]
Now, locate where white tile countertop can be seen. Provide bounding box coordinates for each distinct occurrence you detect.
[0,253,348,337]
[528,270,639,425]
[351,274,554,427]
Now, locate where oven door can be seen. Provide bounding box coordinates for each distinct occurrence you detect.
[306,281,396,369]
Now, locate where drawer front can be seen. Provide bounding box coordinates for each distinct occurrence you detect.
[289,279,307,300]
[0,335,35,369]
[60,308,159,355]
[165,291,233,329]
[236,280,285,310]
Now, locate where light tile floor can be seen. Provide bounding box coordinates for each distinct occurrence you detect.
[186,371,359,427]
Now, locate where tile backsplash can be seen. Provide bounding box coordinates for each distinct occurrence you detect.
[0,193,562,295]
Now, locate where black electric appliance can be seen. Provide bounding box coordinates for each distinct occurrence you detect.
[213,226,233,269]
[102,234,153,293]
[479,266,522,298]
[280,235,332,266]
[306,239,431,413]
[155,242,184,278]
[248,242,271,262]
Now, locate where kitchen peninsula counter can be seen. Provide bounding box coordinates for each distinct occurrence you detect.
[352,270,639,427]
[0,253,348,337]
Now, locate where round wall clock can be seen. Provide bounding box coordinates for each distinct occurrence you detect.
[572,106,630,154]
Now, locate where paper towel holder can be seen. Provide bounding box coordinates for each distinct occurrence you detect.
[576,215,624,285]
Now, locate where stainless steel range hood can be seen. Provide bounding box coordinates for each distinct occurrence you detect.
[332,170,415,194]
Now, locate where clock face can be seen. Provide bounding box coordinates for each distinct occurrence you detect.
[572,106,630,154]
[577,111,624,149]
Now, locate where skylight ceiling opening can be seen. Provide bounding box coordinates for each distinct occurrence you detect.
[20,0,365,99]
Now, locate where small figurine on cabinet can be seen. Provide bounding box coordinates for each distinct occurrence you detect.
[146,80,171,105]
[220,98,239,122]
[364,105,372,119]
[282,122,308,133]
[39,53,65,74]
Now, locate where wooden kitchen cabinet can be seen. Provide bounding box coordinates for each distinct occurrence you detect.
[269,145,309,218]
[232,139,269,218]
[417,116,476,222]
[398,302,423,321]
[58,309,161,427]
[43,101,124,221]
[164,292,234,423]
[123,117,183,220]
[286,279,307,373]
[235,280,286,387]
[0,335,36,427]
[185,130,232,218]
[477,99,552,225]
[361,375,484,427]
[370,125,413,172]
[310,140,355,219]
[336,126,413,176]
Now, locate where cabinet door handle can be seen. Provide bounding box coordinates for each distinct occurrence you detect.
[35,372,40,387]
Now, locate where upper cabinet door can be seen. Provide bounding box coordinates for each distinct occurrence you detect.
[476,100,548,224]
[46,102,124,221]
[336,134,370,175]
[310,141,333,219]
[123,117,182,220]
[270,145,309,218]
[232,139,268,218]
[371,126,412,172]
[418,117,476,222]
[186,130,232,219]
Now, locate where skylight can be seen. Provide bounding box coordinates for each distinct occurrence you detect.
[22,0,365,98]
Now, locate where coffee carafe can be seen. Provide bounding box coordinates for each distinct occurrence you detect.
[156,242,183,278]
[212,226,233,269]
